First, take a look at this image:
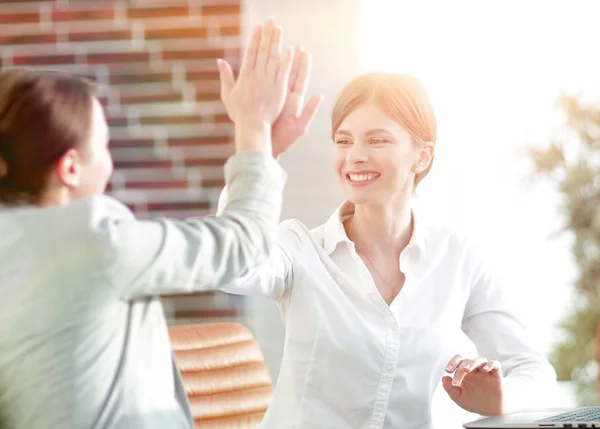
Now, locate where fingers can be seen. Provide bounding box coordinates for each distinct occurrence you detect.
[274,46,295,99]
[217,59,235,101]
[288,49,311,115]
[481,359,502,375]
[239,24,262,77]
[442,375,461,399]
[266,24,282,78]
[445,354,464,373]
[446,355,501,387]
[292,49,312,94]
[296,95,323,134]
[256,18,276,71]
[288,45,303,91]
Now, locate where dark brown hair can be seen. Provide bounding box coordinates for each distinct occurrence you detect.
[0,68,96,204]
[332,72,437,187]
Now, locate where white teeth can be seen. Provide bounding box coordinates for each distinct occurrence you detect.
[349,174,377,182]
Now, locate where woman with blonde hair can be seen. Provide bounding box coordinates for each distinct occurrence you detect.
[215,68,557,428]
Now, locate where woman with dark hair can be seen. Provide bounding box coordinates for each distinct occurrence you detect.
[214,69,557,428]
[0,19,318,429]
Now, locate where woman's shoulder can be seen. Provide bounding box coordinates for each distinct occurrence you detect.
[426,223,471,247]
[278,218,313,243]
[421,221,479,263]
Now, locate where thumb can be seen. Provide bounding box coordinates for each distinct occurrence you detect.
[217,59,235,100]
[442,376,462,401]
[297,95,323,131]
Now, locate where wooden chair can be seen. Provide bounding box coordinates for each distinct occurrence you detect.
[168,323,274,429]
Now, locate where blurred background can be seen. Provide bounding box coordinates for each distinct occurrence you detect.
[2,0,598,424]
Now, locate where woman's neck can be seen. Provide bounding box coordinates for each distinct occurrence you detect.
[345,194,413,258]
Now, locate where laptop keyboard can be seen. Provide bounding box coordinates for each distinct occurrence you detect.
[538,407,600,423]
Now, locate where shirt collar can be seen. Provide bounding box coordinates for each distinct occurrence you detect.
[322,201,428,260]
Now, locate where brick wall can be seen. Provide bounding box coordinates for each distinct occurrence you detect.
[0,0,244,322]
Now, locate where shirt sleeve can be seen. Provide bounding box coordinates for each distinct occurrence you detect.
[461,245,558,413]
[215,185,295,301]
[99,151,287,301]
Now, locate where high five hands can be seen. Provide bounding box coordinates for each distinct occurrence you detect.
[217,18,322,157]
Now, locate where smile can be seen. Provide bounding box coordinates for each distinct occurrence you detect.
[346,172,380,186]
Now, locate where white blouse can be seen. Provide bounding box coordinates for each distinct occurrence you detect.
[219,199,557,429]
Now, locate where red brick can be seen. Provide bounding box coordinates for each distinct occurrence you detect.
[107,116,128,127]
[219,25,241,37]
[113,159,173,169]
[110,71,173,85]
[87,52,150,64]
[201,178,225,188]
[200,5,241,16]
[145,27,208,41]
[0,32,56,45]
[185,158,227,167]
[69,29,132,43]
[110,137,155,148]
[0,12,39,25]
[194,88,220,101]
[168,136,231,147]
[140,115,204,126]
[52,8,114,22]
[13,54,76,66]
[127,6,189,19]
[146,201,211,211]
[119,92,183,105]
[125,179,189,190]
[161,48,225,61]
[185,70,220,82]
[214,113,232,124]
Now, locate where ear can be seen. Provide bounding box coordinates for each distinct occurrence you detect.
[413,141,435,173]
[54,148,82,188]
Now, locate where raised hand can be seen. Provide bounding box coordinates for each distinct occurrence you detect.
[217,18,294,152]
[271,45,323,158]
[442,354,504,416]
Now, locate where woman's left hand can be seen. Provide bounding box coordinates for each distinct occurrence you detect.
[442,354,504,416]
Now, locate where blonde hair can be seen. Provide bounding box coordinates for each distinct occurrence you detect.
[331,72,437,187]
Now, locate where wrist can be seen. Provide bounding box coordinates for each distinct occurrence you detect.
[234,122,271,153]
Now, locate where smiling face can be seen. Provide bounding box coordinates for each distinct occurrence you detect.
[333,103,422,205]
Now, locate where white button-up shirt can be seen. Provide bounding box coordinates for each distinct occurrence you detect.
[220,200,557,429]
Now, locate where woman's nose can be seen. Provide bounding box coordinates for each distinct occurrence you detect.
[347,145,369,163]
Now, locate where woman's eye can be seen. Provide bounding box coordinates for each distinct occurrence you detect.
[370,138,388,144]
[335,139,351,145]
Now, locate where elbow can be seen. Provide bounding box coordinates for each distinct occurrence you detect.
[253,218,279,263]
[230,214,279,270]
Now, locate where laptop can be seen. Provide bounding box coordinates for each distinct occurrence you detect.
[463,407,600,428]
